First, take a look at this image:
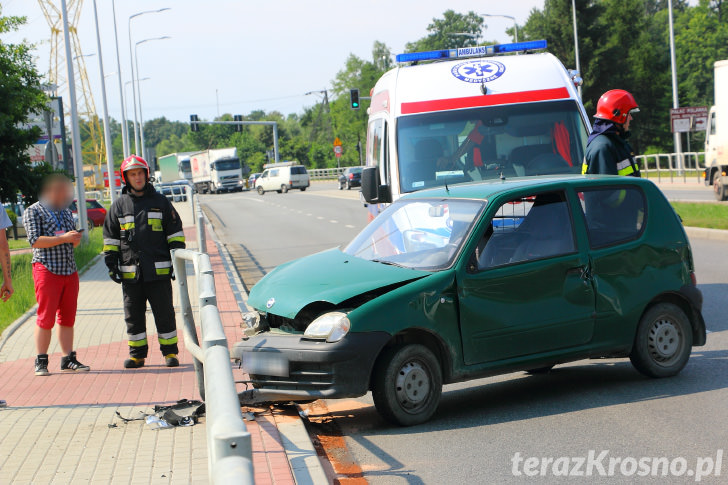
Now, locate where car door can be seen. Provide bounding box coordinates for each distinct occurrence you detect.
[457,189,595,365]
[258,170,270,190]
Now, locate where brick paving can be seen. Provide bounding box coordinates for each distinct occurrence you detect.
[0,202,296,485]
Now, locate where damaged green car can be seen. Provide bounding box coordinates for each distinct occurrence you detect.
[233,176,706,426]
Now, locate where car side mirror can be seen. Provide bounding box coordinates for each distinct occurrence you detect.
[361,167,391,204]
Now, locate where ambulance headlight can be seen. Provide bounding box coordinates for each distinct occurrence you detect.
[304,312,350,343]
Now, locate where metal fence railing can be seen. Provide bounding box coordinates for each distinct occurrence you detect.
[309,167,348,180]
[171,206,252,483]
[634,152,706,183]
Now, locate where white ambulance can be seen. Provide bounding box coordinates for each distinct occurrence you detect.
[361,40,589,217]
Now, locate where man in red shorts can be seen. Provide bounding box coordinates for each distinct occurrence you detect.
[23,173,89,376]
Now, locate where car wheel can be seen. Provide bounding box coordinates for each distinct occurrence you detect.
[713,171,727,201]
[629,302,693,378]
[372,343,442,426]
[525,365,554,375]
[87,219,94,230]
[300,187,306,191]
[257,186,264,195]
[281,185,289,194]
[346,181,351,190]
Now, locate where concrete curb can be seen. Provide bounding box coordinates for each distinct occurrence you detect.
[201,209,327,485]
[684,226,728,242]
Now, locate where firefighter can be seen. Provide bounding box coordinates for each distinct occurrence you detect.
[103,155,186,369]
[582,89,641,177]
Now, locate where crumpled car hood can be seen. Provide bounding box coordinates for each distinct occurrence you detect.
[248,248,428,319]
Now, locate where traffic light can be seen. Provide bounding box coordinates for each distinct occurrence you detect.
[190,114,199,132]
[234,114,243,133]
[349,89,360,110]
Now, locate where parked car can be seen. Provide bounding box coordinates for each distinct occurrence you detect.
[70,199,107,229]
[338,166,362,190]
[156,183,188,202]
[234,175,706,426]
[248,173,262,189]
[256,162,310,195]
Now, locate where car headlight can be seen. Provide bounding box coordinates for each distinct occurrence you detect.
[242,311,260,329]
[304,312,350,343]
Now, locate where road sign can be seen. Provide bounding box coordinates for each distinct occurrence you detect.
[104,170,121,188]
[333,137,342,147]
[670,106,709,133]
[334,145,343,158]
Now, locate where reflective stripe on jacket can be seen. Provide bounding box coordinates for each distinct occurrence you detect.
[582,132,640,178]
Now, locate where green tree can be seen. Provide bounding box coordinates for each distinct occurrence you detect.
[405,10,485,52]
[0,9,48,203]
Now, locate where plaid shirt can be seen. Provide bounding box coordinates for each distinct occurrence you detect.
[23,202,77,275]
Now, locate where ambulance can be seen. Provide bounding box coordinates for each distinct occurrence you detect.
[361,40,589,217]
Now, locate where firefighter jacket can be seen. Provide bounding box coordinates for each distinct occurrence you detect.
[102,184,185,282]
[582,120,640,177]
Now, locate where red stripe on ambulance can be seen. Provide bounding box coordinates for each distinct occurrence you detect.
[400,87,570,115]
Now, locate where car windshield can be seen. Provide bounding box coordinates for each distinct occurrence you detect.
[344,198,485,270]
[213,159,240,171]
[396,100,587,193]
[349,167,362,174]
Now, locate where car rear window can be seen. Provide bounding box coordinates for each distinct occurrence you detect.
[291,166,308,175]
[577,187,646,248]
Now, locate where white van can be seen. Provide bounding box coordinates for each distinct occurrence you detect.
[361,40,588,219]
[256,162,310,195]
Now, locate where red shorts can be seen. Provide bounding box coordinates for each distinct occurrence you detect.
[32,263,79,330]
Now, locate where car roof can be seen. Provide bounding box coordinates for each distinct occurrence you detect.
[399,175,656,202]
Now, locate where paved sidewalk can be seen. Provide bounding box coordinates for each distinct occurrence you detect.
[0,203,296,484]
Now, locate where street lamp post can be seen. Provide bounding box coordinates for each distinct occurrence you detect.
[124,78,149,154]
[135,36,170,160]
[667,0,683,172]
[92,0,117,204]
[571,0,582,99]
[111,0,129,158]
[481,14,518,43]
[60,0,88,240]
[128,8,170,156]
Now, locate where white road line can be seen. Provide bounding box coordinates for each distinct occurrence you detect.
[330,220,338,224]
[316,216,324,220]
[345,224,355,229]
[306,213,312,216]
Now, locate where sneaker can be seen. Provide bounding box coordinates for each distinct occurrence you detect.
[60,351,90,372]
[35,354,50,376]
[124,357,145,369]
[165,354,179,367]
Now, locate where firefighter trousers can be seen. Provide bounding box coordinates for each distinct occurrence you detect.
[122,279,179,359]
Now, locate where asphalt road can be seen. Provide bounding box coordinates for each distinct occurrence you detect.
[203,183,728,484]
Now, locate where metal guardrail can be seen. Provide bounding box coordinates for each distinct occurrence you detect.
[634,152,706,183]
[309,166,348,180]
[172,248,254,484]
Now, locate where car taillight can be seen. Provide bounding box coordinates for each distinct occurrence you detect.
[690,272,697,285]
[349,173,354,179]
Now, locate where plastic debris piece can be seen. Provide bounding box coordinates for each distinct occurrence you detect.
[145,415,174,429]
[242,412,256,421]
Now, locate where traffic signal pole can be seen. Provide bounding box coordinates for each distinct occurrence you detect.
[189,119,280,163]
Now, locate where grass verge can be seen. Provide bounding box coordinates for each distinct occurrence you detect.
[0,229,103,335]
[671,202,728,230]
[7,238,30,250]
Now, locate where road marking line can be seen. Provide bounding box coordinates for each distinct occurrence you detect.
[316,216,324,220]
[345,224,355,229]
[330,220,338,224]
[306,213,312,216]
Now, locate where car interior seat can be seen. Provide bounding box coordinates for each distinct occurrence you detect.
[510,194,574,263]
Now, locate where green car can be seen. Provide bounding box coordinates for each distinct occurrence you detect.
[234,175,706,426]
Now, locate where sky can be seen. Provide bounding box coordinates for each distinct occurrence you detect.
[1,0,545,123]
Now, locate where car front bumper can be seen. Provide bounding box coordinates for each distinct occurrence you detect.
[232,331,391,404]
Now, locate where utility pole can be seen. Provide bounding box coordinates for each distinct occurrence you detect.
[111,0,129,158]
[60,0,88,240]
[92,0,117,203]
[572,0,582,99]
[667,0,683,173]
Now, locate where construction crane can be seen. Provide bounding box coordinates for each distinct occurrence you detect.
[38,0,105,182]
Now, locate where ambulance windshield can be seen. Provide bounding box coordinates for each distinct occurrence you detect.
[396,100,587,193]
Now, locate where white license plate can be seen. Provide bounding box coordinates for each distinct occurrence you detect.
[243,352,289,377]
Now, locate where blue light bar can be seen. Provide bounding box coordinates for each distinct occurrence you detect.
[395,39,548,64]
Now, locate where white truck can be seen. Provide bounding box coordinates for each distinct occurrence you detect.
[705,59,728,201]
[189,147,244,194]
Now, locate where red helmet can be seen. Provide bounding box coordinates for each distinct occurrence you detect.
[594,89,639,124]
[120,155,150,183]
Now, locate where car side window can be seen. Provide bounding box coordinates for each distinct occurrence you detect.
[476,190,576,270]
[270,169,279,177]
[577,187,645,248]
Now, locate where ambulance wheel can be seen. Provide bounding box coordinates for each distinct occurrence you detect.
[713,171,727,201]
[281,185,289,193]
[257,186,264,195]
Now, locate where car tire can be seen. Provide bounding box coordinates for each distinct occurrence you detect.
[87,220,94,230]
[525,365,554,375]
[629,302,693,378]
[372,343,442,426]
[281,185,289,194]
[713,171,727,201]
[257,186,264,195]
[300,187,306,191]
